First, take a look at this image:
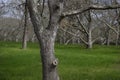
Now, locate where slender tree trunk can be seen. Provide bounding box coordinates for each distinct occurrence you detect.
[22,0,28,49]
[87,29,92,49]
[116,33,119,46]
[87,11,93,49]
[31,34,35,42]
[116,21,120,46]
[86,27,93,49]
[106,29,110,46]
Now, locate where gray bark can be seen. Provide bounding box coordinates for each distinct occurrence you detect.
[27,0,63,80]
[86,10,93,49]
[40,31,59,80]
[106,28,110,46]
[22,0,28,49]
[87,25,92,48]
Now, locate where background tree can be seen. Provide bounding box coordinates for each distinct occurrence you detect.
[22,0,28,49]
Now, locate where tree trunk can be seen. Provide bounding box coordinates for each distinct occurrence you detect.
[87,19,93,48]
[87,28,92,49]
[31,34,36,43]
[115,33,119,46]
[106,29,110,46]
[27,0,63,80]
[86,10,93,49]
[22,0,28,49]
[22,25,28,49]
[40,32,59,80]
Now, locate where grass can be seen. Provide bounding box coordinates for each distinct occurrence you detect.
[0,41,120,80]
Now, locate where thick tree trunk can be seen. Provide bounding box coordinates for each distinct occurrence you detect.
[40,33,59,80]
[27,0,63,80]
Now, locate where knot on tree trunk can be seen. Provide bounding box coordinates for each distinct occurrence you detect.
[52,58,58,67]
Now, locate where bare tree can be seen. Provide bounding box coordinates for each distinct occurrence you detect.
[76,11,101,48]
[27,0,63,80]
[26,0,120,80]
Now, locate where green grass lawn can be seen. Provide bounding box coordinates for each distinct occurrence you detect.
[0,41,120,80]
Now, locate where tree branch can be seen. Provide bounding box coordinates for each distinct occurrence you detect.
[76,15,89,35]
[60,27,88,45]
[27,0,42,41]
[96,16,119,34]
[92,36,101,43]
[62,4,120,17]
[103,20,119,34]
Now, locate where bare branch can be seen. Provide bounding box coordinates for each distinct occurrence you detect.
[96,15,119,34]
[103,20,119,34]
[62,4,120,17]
[92,36,101,43]
[27,0,42,41]
[60,27,78,37]
[60,27,88,45]
[79,35,88,45]
[94,12,119,35]
[40,0,45,16]
[76,15,89,35]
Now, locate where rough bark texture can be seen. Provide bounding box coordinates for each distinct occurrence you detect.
[27,0,62,80]
[40,31,59,80]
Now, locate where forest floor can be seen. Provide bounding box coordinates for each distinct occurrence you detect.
[0,41,120,80]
